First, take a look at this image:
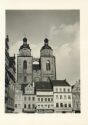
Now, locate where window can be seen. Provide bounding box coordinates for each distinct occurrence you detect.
[45,98,47,101]
[63,88,66,92]
[60,88,62,92]
[60,103,63,107]
[23,60,27,69]
[51,98,53,101]
[24,97,26,101]
[60,95,62,99]
[32,104,35,108]
[28,104,30,109]
[48,98,50,101]
[64,95,67,99]
[15,104,17,108]
[68,104,71,107]
[32,97,35,101]
[68,95,71,99]
[41,105,43,107]
[24,104,26,108]
[56,88,58,92]
[41,98,43,101]
[68,88,70,92]
[64,104,67,107]
[38,98,40,101]
[29,97,30,101]
[48,105,50,108]
[56,103,59,107]
[46,60,50,71]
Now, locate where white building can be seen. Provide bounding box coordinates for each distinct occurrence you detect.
[52,80,73,113]
[22,84,36,113]
[14,87,23,113]
[36,81,54,113]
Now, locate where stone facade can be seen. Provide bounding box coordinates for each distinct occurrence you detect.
[5,35,16,113]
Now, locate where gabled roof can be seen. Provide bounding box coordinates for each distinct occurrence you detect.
[52,80,70,86]
[35,81,53,91]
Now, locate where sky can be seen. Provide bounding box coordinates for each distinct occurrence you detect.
[6,10,80,85]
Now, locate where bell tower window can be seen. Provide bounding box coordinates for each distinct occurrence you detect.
[23,60,27,69]
[46,60,50,71]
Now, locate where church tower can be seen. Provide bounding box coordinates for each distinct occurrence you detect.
[40,38,56,81]
[17,37,33,89]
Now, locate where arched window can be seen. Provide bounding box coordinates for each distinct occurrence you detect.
[46,60,50,71]
[23,60,27,69]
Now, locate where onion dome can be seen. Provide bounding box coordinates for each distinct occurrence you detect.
[19,37,31,50]
[23,37,27,42]
[40,38,52,51]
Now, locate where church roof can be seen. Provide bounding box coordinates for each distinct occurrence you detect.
[19,37,31,50]
[40,38,53,51]
[40,45,52,51]
[19,44,31,50]
[52,80,70,86]
[35,81,53,91]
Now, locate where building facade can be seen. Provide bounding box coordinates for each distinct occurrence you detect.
[53,80,72,113]
[5,35,16,113]
[72,80,80,113]
[36,81,54,113]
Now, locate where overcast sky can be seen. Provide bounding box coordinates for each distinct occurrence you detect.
[6,10,80,84]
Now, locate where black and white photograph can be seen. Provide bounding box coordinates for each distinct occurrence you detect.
[5,10,80,113]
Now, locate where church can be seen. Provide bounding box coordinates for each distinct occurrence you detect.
[14,37,73,113]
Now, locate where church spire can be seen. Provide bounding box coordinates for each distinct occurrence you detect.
[23,37,27,45]
[44,38,49,46]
